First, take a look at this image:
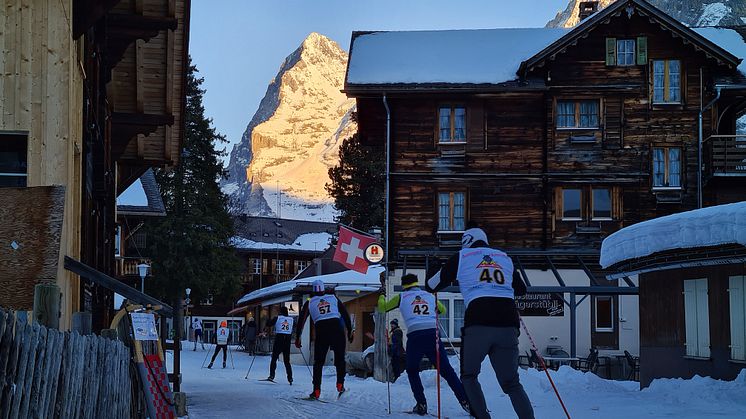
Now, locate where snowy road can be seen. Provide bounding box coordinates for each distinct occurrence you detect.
[173,344,746,418]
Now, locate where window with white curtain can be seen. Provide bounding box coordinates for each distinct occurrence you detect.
[556,100,599,129]
[729,276,746,361]
[253,258,261,274]
[438,192,466,232]
[653,60,681,103]
[438,106,466,142]
[616,39,636,66]
[684,279,710,358]
[653,147,682,188]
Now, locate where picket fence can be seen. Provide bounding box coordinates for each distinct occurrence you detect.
[0,307,133,419]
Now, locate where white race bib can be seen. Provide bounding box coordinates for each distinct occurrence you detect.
[309,295,341,322]
[216,327,229,345]
[275,315,294,335]
[399,289,437,332]
[456,247,515,308]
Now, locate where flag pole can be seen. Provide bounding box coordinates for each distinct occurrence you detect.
[383,93,392,414]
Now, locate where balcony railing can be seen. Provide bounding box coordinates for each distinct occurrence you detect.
[706,135,746,177]
[116,257,152,277]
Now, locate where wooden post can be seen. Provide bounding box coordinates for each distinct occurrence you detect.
[173,297,182,392]
[33,284,61,329]
[373,310,389,382]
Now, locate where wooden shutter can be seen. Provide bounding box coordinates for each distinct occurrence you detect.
[684,279,699,356]
[605,38,617,66]
[604,97,623,149]
[729,276,746,360]
[636,36,647,65]
[696,279,711,358]
[262,258,268,274]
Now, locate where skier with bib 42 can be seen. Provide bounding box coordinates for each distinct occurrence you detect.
[295,279,354,400]
[379,273,470,416]
[266,306,294,384]
[427,227,534,419]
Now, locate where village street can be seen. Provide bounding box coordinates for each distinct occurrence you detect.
[170,345,746,419]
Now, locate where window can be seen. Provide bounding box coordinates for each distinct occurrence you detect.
[436,296,464,342]
[684,279,710,358]
[453,299,465,339]
[438,106,466,143]
[653,60,681,104]
[276,259,284,275]
[729,276,746,361]
[438,192,466,232]
[594,296,614,332]
[438,299,450,339]
[114,226,122,257]
[592,188,612,220]
[653,147,682,188]
[556,100,599,129]
[562,189,582,220]
[253,258,261,274]
[0,132,28,187]
[297,260,308,273]
[616,40,636,66]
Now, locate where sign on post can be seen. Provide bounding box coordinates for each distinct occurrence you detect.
[515,293,565,316]
[364,243,384,264]
[130,312,159,340]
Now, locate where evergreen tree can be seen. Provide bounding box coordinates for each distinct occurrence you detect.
[325,133,385,232]
[147,61,241,305]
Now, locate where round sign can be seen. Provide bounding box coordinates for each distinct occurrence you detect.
[364,243,384,263]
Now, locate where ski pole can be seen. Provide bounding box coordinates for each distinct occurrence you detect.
[201,343,212,368]
[437,320,461,363]
[229,344,235,369]
[244,350,258,379]
[434,292,442,419]
[298,343,313,378]
[519,315,571,419]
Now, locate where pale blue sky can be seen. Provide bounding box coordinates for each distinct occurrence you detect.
[189,0,569,164]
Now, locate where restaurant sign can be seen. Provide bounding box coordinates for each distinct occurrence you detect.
[516,293,564,316]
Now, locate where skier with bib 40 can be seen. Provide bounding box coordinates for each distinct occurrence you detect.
[295,279,354,400]
[427,227,534,419]
[379,273,470,416]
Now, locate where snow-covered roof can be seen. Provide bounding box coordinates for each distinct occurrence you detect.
[346,28,568,86]
[693,28,746,77]
[600,202,746,269]
[236,264,384,305]
[232,215,336,252]
[231,232,331,252]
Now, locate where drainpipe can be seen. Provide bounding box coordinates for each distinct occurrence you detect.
[698,86,721,209]
[382,94,391,277]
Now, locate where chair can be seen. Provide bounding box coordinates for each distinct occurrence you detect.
[529,349,546,371]
[624,350,640,381]
[577,348,599,373]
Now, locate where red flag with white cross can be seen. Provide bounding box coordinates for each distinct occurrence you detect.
[333,226,376,274]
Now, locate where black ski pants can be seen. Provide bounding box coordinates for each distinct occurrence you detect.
[210,344,227,365]
[312,319,346,389]
[270,334,293,381]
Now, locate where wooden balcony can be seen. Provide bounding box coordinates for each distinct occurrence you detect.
[706,135,746,177]
[116,257,152,277]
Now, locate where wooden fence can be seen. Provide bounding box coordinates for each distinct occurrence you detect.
[0,307,133,419]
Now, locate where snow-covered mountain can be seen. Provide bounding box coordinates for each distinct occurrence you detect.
[547,0,746,28]
[222,33,356,221]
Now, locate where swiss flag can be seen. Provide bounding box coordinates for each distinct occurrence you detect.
[333,226,376,274]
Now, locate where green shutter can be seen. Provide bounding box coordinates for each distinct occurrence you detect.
[606,37,616,66]
[636,36,648,65]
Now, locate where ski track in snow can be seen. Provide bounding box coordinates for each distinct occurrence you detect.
[169,344,746,418]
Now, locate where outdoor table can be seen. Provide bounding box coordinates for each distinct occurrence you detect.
[542,356,579,370]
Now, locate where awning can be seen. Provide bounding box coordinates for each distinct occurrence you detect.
[64,256,173,316]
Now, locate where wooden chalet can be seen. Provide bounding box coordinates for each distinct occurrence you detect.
[0,0,190,332]
[344,0,746,360]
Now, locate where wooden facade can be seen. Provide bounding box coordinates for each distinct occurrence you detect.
[346,0,746,265]
[0,0,189,331]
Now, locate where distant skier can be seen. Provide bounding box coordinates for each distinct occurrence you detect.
[295,280,354,400]
[427,227,534,419]
[192,317,205,351]
[208,320,230,369]
[388,319,404,380]
[379,273,470,415]
[266,306,294,384]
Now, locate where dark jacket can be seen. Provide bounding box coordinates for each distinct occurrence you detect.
[389,325,404,356]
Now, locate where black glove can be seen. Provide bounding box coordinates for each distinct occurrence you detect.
[425,259,443,279]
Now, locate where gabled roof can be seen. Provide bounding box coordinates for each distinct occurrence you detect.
[520,0,742,77]
[232,215,336,253]
[116,169,166,216]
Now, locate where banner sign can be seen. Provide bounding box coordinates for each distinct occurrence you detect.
[516,293,564,316]
[284,301,300,316]
[131,312,159,340]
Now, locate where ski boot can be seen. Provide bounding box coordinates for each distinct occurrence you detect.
[288,377,293,385]
[412,402,427,416]
[207,362,213,369]
[308,389,321,400]
[222,361,226,369]
[336,382,346,398]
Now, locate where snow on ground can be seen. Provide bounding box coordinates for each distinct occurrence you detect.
[169,344,746,418]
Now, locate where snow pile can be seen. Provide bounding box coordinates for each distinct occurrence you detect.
[600,201,746,268]
[696,2,731,27]
[694,27,746,76]
[230,232,332,251]
[347,28,569,85]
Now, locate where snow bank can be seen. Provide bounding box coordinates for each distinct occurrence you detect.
[600,202,746,268]
[694,27,746,76]
[347,28,568,85]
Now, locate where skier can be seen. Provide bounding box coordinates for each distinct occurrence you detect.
[295,279,354,400]
[388,319,404,381]
[379,273,470,416]
[208,320,230,369]
[266,306,294,384]
[192,317,205,351]
[427,227,534,419]
[244,315,257,355]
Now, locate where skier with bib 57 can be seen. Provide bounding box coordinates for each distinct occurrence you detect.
[295,279,354,400]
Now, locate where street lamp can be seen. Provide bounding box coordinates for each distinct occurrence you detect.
[137,263,150,293]
[185,288,192,339]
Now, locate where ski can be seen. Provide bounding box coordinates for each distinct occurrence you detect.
[400,411,441,418]
[295,396,329,403]
[258,378,276,383]
[337,390,345,400]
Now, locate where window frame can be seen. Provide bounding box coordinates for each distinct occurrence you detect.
[0,131,29,187]
[558,186,620,222]
[555,99,601,130]
[436,294,464,343]
[114,225,122,258]
[252,258,262,275]
[652,59,682,105]
[297,260,308,273]
[437,191,467,233]
[276,259,285,275]
[591,188,613,221]
[561,188,584,221]
[616,39,636,66]
[594,296,615,332]
[652,146,683,190]
[437,105,467,144]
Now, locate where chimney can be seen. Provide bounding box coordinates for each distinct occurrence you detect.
[579,1,600,21]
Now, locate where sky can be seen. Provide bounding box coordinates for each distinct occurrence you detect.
[189,0,570,165]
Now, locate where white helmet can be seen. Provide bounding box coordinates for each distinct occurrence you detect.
[461,228,489,249]
[312,279,324,293]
